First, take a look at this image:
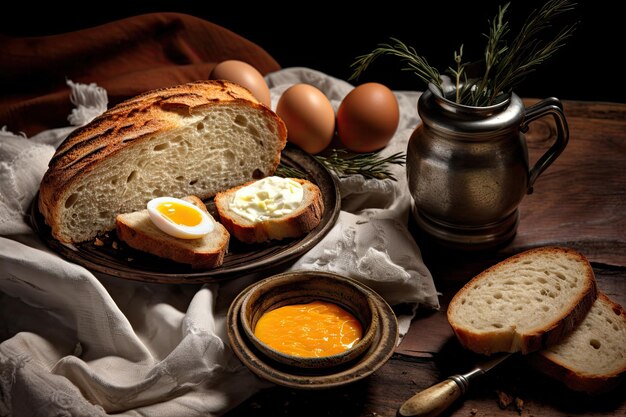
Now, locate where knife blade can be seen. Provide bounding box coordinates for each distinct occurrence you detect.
[397,352,513,417]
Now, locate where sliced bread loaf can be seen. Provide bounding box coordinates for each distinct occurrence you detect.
[38,79,287,244]
[214,177,324,244]
[529,292,626,394]
[447,246,597,355]
[115,196,229,270]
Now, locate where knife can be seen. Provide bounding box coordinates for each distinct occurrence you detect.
[397,352,512,417]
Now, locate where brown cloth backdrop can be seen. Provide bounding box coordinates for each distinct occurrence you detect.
[0,12,281,137]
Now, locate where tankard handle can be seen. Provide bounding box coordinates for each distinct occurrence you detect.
[521,97,569,194]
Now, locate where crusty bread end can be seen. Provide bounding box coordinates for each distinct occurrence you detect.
[528,292,626,394]
[115,196,229,269]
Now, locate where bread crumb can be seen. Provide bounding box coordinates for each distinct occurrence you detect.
[112,241,118,250]
[514,397,524,414]
[94,238,104,247]
[496,390,514,409]
[495,390,525,414]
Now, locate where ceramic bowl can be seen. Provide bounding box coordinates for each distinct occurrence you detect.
[238,271,379,370]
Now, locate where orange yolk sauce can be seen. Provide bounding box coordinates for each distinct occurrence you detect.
[253,300,363,358]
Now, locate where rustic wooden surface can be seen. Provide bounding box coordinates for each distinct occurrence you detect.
[224,99,626,417]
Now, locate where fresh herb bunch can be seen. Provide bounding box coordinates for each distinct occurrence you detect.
[277,149,406,181]
[350,0,578,107]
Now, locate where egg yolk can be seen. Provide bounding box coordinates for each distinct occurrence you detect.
[155,201,203,226]
[254,301,363,358]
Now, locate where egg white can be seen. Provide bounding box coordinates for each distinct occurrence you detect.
[147,197,214,239]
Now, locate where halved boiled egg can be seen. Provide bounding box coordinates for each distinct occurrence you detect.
[147,197,214,239]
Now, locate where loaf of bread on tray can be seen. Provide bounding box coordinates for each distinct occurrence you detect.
[447,246,597,355]
[116,196,229,269]
[529,291,626,394]
[38,80,287,244]
[214,177,323,244]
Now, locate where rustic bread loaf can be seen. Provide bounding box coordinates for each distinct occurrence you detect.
[447,247,597,355]
[38,80,287,244]
[214,177,324,244]
[529,292,626,394]
[115,196,229,269]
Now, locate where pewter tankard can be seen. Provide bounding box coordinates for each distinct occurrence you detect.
[406,85,569,249]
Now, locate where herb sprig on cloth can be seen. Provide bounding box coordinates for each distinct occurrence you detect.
[277,149,406,181]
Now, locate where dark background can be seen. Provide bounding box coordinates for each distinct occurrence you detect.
[3,0,623,103]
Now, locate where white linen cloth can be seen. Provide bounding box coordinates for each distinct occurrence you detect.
[0,67,439,417]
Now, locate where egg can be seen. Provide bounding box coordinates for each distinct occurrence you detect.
[147,197,214,239]
[336,82,400,153]
[276,83,336,155]
[209,60,272,107]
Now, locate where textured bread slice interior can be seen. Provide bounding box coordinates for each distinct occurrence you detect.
[447,247,597,355]
[529,292,626,394]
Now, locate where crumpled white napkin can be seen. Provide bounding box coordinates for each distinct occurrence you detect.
[0,68,439,417]
[266,68,439,326]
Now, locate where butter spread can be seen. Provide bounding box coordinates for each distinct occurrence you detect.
[231,176,304,222]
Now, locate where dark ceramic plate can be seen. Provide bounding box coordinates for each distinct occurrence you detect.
[29,145,340,284]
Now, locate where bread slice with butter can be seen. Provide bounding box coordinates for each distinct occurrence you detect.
[214,177,323,244]
[116,196,229,269]
[38,79,287,244]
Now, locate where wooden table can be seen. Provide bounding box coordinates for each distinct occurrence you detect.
[225,100,626,417]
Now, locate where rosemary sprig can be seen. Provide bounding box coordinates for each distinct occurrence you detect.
[349,37,442,94]
[489,0,578,104]
[350,0,578,107]
[316,149,406,180]
[448,45,469,104]
[472,2,511,106]
[275,164,307,179]
[276,149,406,181]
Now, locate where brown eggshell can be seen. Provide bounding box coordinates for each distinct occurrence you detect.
[337,82,400,153]
[276,83,336,155]
[210,60,272,107]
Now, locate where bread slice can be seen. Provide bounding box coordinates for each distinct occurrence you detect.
[529,292,626,394]
[447,247,597,355]
[214,177,324,244]
[38,79,287,244]
[115,196,229,270]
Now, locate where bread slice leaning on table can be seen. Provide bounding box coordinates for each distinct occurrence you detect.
[214,177,324,244]
[447,246,598,355]
[38,79,287,244]
[529,291,626,395]
[115,195,229,270]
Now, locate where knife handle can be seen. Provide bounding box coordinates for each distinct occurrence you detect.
[397,374,469,417]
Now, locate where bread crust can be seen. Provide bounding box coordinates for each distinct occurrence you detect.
[447,246,598,355]
[528,292,626,394]
[38,80,287,243]
[214,178,324,244]
[115,196,229,269]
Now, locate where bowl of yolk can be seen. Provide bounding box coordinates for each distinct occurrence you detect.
[239,271,379,370]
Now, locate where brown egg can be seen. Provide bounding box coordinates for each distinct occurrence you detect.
[276,84,336,155]
[337,82,400,153]
[210,60,272,107]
